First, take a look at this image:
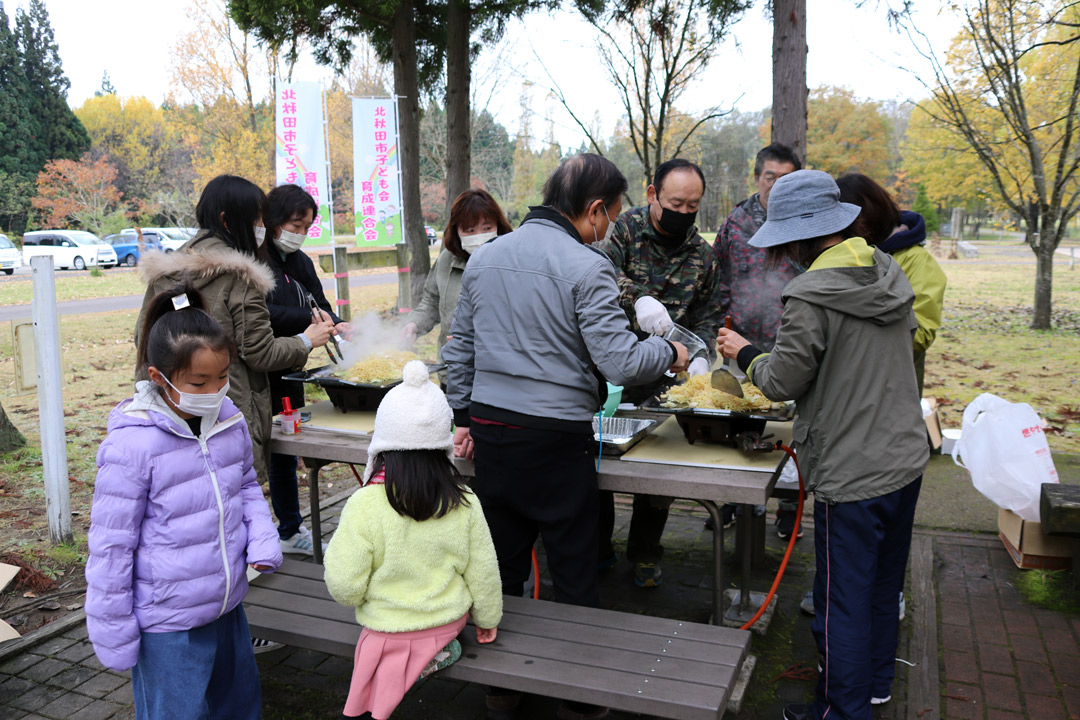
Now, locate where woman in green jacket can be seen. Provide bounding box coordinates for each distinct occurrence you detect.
[138,175,335,483]
[400,189,512,359]
[718,170,928,720]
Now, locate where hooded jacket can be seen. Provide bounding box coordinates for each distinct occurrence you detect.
[137,234,311,481]
[743,237,929,503]
[85,382,283,671]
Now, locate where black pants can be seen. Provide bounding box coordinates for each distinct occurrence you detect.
[470,423,600,607]
[598,491,672,565]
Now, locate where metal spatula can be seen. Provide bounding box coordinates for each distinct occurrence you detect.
[711,317,744,397]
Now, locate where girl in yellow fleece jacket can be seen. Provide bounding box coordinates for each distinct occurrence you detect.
[324,361,502,720]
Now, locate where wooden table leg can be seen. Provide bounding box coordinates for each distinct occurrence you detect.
[302,459,325,565]
[699,500,724,625]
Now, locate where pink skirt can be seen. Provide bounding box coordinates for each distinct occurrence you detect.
[343,613,468,719]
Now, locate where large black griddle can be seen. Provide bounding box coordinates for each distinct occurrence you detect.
[640,396,796,448]
[283,363,446,413]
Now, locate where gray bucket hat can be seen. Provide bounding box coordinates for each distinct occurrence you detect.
[748,169,861,248]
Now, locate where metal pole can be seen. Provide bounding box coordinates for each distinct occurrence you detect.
[321,82,346,320]
[31,256,72,545]
[397,243,410,313]
[393,96,410,312]
[334,245,351,323]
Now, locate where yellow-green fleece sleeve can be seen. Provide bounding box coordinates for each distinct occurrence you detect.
[463,499,503,630]
[323,493,374,610]
[896,247,946,354]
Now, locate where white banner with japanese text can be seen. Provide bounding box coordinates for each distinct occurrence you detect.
[275,81,331,245]
[352,97,403,246]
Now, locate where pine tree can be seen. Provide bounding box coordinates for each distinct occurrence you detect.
[912,183,940,235]
[15,0,89,168]
[0,2,40,231]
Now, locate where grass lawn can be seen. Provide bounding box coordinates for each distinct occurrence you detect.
[0,244,1076,592]
[0,267,147,306]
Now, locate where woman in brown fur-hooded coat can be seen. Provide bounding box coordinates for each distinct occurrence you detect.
[135,176,317,482]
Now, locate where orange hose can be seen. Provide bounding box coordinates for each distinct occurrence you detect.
[739,443,804,630]
[531,547,540,599]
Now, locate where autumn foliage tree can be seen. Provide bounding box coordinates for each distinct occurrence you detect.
[169,0,274,190]
[32,153,124,235]
[806,86,892,180]
[900,0,1080,329]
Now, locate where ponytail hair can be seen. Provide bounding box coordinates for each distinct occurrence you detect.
[370,449,470,522]
[137,283,237,381]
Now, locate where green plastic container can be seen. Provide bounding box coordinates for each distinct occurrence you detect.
[602,383,623,417]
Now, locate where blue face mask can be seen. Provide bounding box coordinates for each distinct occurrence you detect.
[790,260,808,274]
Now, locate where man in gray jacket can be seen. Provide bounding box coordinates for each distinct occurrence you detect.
[445,154,687,720]
[445,154,687,606]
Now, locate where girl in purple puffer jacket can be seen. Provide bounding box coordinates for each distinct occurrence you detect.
[86,283,283,720]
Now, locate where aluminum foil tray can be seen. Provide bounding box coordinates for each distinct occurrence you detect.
[590,416,657,457]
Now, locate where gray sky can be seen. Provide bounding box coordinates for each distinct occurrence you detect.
[16,0,959,150]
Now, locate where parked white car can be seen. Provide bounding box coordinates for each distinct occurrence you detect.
[0,233,22,275]
[21,230,118,270]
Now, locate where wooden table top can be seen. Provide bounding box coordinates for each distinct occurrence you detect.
[271,421,783,507]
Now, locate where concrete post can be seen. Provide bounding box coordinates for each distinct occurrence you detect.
[31,256,72,545]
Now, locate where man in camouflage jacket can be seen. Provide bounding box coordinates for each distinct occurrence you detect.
[597,158,722,588]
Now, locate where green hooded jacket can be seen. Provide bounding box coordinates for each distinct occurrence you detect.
[748,237,929,503]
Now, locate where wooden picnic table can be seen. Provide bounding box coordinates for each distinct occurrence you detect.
[270,416,786,625]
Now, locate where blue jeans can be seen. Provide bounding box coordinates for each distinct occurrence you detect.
[132,605,261,720]
[268,452,302,539]
[811,476,922,720]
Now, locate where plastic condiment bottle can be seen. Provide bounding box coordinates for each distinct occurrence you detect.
[281,397,301,435]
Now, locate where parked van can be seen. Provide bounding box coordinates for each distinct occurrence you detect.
[21,230,118,270]
[0,233,21,275]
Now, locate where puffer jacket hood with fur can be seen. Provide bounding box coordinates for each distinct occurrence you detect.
[135,233,311,482]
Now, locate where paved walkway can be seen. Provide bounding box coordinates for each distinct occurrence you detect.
[1,495,1076,719]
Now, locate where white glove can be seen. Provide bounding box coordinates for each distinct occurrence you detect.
[634,296,674,335]
[687,357,710,377]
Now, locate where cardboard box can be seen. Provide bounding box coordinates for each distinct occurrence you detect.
[998,508,1075,570]
[923,397,943,451]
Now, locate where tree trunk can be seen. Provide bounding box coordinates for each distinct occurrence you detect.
[391,0,430,310]
[1032,232,1055,330]
[771,0,807,161]
[445,0,471,219]
[0,399,26,453]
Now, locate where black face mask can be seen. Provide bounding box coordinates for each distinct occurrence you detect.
[655,205,697,240]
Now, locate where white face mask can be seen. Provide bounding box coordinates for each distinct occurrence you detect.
[460,230,497,255]
[161,376,231,419]
[254,226,266,247]
[274,229,307,254]
[592,204,617,244]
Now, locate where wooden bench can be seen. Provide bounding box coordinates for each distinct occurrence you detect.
[246,560,752,720]
[1040,483,1080,537]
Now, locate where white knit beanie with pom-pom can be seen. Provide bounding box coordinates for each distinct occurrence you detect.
[361,360,454,484]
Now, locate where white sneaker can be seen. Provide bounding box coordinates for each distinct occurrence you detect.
[280,526,327,556]
[871,695,891,705]
[252,637,282,654]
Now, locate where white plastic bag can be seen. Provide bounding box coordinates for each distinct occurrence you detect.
[952,393,1059,521]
